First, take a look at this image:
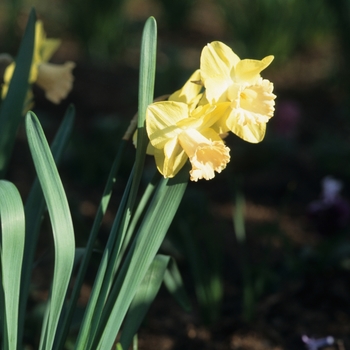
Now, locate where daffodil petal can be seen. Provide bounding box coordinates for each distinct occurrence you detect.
[36,61,75,104]
[197,103,231,130]
[146,101,189,148]
[147,125,180,149]
[169,69,202,108]
[33,21,60,64]
[175,104,216,130]
[234,56,274,84]
[200,41,239,104]
[147,101,189,130]
[33,21,45,64]
[201,41,240,79]
[200,127,226,142]
[40,38,62,62]
[156,139,188,178]
[202,77,230,104]
[227,114,266,143]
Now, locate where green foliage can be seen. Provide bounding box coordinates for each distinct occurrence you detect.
[0,8,35,177]
[26,112,76,350]
[0,181,25,350]
[0,12,191,350]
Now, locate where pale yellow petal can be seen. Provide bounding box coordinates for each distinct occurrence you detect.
[203,102,231,134]
[157,138,188,178]
[169,69,202,109]
[234,55,274,84]
[33,21,45,64]
[176,104,216,130]
[200,127,226,142]
[146,142,156,155]
[147,124,180,149]
[196,103,231,130]
[202,77,230,104]
[227,112,267,143]
[200,41,238,104]
[33,21,61,64]
[147,101,189,130]
[201,41,240,78]
[146,101,188,148]
[2,62,15,98]
[40,38,61,62]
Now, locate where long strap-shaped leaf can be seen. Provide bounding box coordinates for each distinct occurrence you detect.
[119,254,171,349]
[0,9,35,177]
[127,16,157,216]
[25,112,75,350]
[53,139,127,350]
[0,181,25,350]
[75,17,158,350]
[119,254,191,349]
[96,165,189,350]
[19,105,75,346]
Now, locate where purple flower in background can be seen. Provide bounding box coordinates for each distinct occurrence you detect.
[302,335,335,350]
[308,176,350,235]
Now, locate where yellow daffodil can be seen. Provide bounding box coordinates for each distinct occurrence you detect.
[200,41,276,143]
[2,20,75,105]
[146,101,230,181]
[35,61,75,104]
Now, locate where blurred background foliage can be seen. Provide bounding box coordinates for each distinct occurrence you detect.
[1,0,350,348]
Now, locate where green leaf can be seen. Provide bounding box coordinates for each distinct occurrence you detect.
[75,17,158,350]
[163,257,191,312]
[25,111,75,350]
[74,169,134,350]
[96,164,189,350]
[0,9,36,177]
[119,255,171,349]
[53,123,125,350]
[178,220,223,324]
[0,181,25,350]
[129,16,157,211]
[18,105,75,345]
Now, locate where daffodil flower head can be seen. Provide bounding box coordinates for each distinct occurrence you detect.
[1,20,75,105]
[146,101,230,181]
[200,41,276,143]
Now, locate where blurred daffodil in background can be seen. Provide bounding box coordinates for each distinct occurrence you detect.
[1,20,75,107]
[145,41,276,181]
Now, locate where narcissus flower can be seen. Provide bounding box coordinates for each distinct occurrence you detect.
[35,61,75,104]
[2,20,75,105]
[200,41,276,143]
[146,101,230,181]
